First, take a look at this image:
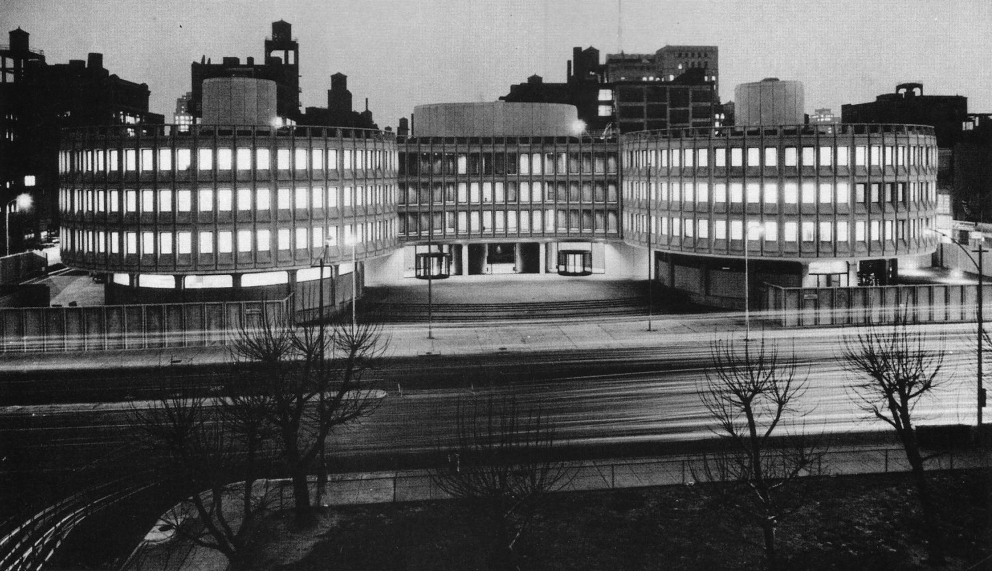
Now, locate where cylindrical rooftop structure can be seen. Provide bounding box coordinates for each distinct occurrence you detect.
[734,78,805,127]
[413,102,581,137]
[202,77,278,126]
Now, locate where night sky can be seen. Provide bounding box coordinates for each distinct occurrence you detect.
[3,0,990,129]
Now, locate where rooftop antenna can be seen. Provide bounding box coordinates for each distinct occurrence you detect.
[618,0,624,54]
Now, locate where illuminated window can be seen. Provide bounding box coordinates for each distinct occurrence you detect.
[238,230,252,252]
[158,190,172,213]
[256,229,270,251]
[598,89,613,101]
[747,147,759,167]
[870,146,881,166]
[697,220,709,239]
[819,221,832,241]
[326,187,337,208]
[697,148,708,167]
[836,182,850,204]
[855,146,867,166]
[714,148,726,167]
[178,232,192,254]
[140,149,154,171]
[217,189,232,212]
[199,231,214,254]
[818,146,832,166]
[801,222,815,242]
[294,148,307,170]
[159,233,173,255]
[818,183,832,204]
[764,221,778,241]
[598,105,612,117]
[837,146,849,167]
[111,231,120,254]
[344,149,353,170]
[125,232,137,254]
[801,182,815,204]
[312,226,324,248]
[712,183,726,203]
[311,148,324,170]
[218,231,233,254]
[125,190,137,212]
[256,148,270,169]
[327,149,338,170]
[158,149,172,171]
[237,148,251,170]
[199,189,213,213]
[764,182,778,204]
[837,221,849,242]
[764,147,777,167]
[746,183,760,203]
[801,147,815,166]
[198,148,212,170]
[277,149,291,170]
[312,187,323,209]
[217,148,233,170]
[855,221,866,242]
[295,228,307,249]
[110,190,120,213]
[784,147,797,166]
[294,187,308,210]
[784,222,797,242]
[177,190,191,212]
[141,232,154,255]
[715,219,727,239]
[278,188,291,210]
[125,149,137,171]
[177,149,191,170]
[697,182,709,203]
[237,188,251,211]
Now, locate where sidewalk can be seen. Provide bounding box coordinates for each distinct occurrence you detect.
[125,442,992,571]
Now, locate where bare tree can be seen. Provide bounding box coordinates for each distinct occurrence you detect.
[431,394,575,571]
[130,376,269,569]
[232,310,387,524]
[694,335,823,567]
[843,314,946,564]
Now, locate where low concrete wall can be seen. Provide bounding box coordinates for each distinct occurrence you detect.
[0,252,47,285]
[0,297,291,353]
[764,282,992,327]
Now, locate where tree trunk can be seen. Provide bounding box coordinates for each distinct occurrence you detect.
[903,431,945,565]
[291,471,311,523]
[761,517,777,569]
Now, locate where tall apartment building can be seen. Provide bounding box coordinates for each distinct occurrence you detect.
[1,28,161,254]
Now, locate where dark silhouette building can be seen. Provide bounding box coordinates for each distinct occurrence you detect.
[1,28,161,254]
[841,83,967,148]
[502,45,719,136]
[190,20,300,120]
[299,72,378,129]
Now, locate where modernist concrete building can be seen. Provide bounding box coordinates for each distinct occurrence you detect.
[623,122,939,307]
[59,89,940,311]
[59,78,398,312]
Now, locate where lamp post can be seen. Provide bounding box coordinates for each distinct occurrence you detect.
[5,193,33,257]
[744,221,764,341]
[344,232,357,335]
[933,228,985,426]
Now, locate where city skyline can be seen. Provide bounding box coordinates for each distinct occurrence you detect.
[3,0,991,129]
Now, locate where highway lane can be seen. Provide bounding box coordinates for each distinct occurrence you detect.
[0,330,979,479]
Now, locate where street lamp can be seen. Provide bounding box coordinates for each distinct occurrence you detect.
[744,221,765,341]
[6,193,33,257]
[344,232,357,335]
[932,228,986,426]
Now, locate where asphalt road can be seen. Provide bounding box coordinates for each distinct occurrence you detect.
[0,324,981,481]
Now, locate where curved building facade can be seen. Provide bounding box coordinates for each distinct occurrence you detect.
[58,122,398,307]
[621,123,939,306]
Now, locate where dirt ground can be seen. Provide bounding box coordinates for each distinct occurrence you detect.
[238,469,992,571]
